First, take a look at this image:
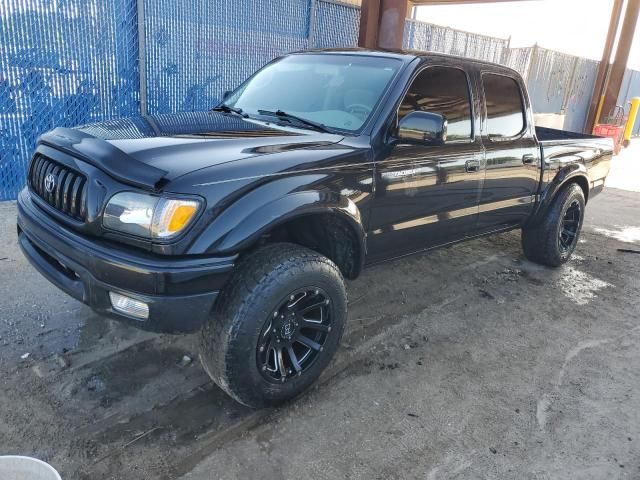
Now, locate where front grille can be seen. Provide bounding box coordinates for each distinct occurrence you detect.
[29,155,88,221]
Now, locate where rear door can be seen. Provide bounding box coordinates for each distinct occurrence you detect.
[477,72,540,230]
[367,63,484,262]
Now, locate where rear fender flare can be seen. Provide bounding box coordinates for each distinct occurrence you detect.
[529,162,589,226]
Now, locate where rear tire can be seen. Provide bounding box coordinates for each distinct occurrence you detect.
[522,183,585,267]
[199,243,347,408]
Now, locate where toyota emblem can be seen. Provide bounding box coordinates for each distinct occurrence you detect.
[44,173,56,193]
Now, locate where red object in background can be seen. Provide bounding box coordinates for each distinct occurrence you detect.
[593,124,624,154]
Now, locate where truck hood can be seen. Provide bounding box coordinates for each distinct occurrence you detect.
[38,112,344,190]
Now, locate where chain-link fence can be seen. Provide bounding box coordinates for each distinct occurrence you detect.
[0,1,635,200]
[1,0,140,200]
[0,0,360,200]
[404,19,509,64]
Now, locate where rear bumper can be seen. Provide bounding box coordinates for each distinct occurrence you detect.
[17,188,235,333]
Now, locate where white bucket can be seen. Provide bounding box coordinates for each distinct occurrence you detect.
[0,456,61,480]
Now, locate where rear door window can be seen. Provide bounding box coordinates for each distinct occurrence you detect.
[482,73,525,139]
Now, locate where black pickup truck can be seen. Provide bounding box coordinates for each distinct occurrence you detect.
[17,49,613,407]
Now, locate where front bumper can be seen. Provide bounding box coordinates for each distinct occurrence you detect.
[17,188,235,333]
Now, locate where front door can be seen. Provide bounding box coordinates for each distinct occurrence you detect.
[367,65,484,263]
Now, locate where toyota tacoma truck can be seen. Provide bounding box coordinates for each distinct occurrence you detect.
[17,49,613,407]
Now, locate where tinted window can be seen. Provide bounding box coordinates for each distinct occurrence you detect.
[226,54,401,132]
[399,66,473,141]
[483,74,525,138]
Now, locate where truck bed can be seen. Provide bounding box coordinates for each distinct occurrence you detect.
[535,127,614,198]
[535,126,603,145]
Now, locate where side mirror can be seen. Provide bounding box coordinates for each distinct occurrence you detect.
[222,90,232,101]
[397,111,447,145]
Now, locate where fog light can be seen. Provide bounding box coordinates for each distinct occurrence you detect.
[109,292,149,320]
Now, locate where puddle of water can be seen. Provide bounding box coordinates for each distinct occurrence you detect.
[557,267,613,306]
[593,226,640,244]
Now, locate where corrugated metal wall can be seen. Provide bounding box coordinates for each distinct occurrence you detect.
[0,1,632,200]
[616,68,640,135]
[516,47,599,133]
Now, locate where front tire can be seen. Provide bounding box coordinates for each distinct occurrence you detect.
[522,183,586,267]
[200,243,347,408]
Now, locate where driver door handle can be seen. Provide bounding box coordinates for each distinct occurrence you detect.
[465,159,480,173]
[522,154,535,165]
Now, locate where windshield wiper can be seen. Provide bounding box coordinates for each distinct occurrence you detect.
[211,104,247,117]
[257,109,333,134]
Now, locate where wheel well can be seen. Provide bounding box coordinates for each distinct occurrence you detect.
[253,213,363,280]
[568,176,589,203]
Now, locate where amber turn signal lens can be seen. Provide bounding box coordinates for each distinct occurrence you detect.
[167,204,198,232]
[153,198,200,238]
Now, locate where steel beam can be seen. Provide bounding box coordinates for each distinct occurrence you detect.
[601,0,640,122]
[586,0,624,131]
[378,0,410,48]
[410,0,535,3]
[359,0,409,49]
[358,0,381,48]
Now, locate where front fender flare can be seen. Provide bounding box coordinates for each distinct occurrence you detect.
[190,183,366,266]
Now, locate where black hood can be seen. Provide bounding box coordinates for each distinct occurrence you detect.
[39,112,343,190]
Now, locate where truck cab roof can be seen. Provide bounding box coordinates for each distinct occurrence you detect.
[292,47,522,76]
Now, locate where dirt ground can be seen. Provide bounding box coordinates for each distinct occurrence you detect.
[1,157,639,479]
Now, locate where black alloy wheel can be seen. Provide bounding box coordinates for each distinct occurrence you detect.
[258,287,332,383]
[558,199,581,253]
[199,243,347,408]
[521,182,586,267]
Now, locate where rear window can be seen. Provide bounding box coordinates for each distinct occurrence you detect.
[482,73,525,139]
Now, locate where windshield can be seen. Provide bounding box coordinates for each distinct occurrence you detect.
[223,54,402,132]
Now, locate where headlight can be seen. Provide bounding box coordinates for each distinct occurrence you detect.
[103,192,201,239]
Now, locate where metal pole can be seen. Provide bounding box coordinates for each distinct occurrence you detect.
[586,0,624,132]
[137,0,148,117]
[601,0,640,123]
[308,0,318,49]
[500,34,511,65]
[358,0,381,48]
[526,43,538,86]
[377,0,409,49]
[561,56,579,115]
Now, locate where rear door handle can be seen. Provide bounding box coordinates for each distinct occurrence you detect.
[522,154,535,165]
[465,159,480,173]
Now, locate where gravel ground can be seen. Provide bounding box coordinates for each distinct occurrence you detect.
[0,170,638,479]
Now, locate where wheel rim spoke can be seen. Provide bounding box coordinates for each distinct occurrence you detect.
[558,200,581,253]
[296,334,321,351]
[301,319,330,332]
[288,291,307,308]
[257,287,333,383]
[276,347,287,377]
[287,346,302,373]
